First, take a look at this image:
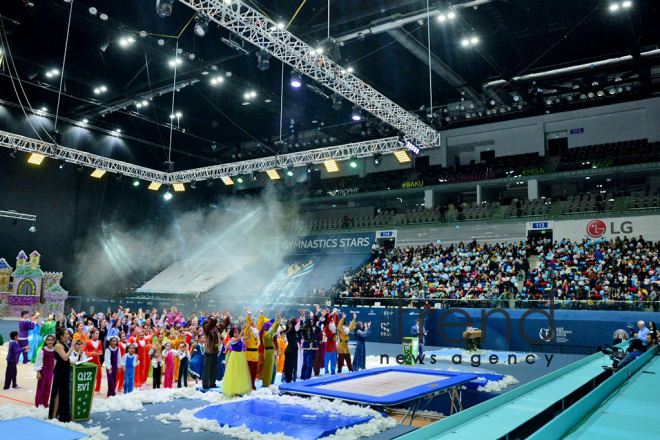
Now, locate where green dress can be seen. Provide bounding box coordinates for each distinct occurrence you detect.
[30,320,57,363]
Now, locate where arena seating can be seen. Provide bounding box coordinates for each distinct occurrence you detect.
[556,139,660,172]
[560,193,613,215]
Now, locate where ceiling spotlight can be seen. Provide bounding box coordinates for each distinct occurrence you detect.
[461,39,469,47]
[236,176,244,183]
[89,7,97,15]
[9,149,17,159]
[277,23,284,29]
[622,0,632,7]
[447,11,456,19]
[609,3,619,11]
[349,158,358,169]
[351,107,363,121]
[119,36,135,47]
[133,179,140,187]
[252,171,261,181]
[470,37,479,45]
[99,13,108,21]
[194,14,209,37]
[211,75,225,85]
[290,72,302,88]
[141,100,149,106]
[257,50,271,71]
[58,159,64,169]
[286,166,294,177]
[190,181,197,189]
[175,111,182,118]
[156,0,174,17]
[168,57,183,68]
[163,190,173,201]
[29,226,36,233]
[437,14,447,22]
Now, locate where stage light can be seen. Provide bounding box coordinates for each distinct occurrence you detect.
[351,107,363,121]
[169,57,182,68]
[290,72,302,88]
[148,182,162,191]
[252,171,261,182]
[81,118,89,124]
[588,92,595,98]
[90,169,106,178]
[609,3,620,11]
[622,0,632,7]
[221,176,234,185]
[374,153,382,166]
[9,149,17,159]
[190,181,196,189]
[133,179,140,187]
[58,159,64,169]
[257,50,271,71]
[29,226,36,233]
[156,0,174,17]
[237,176,244,183]
[347,67,354,73]
[175,111,182,118]
[597,90,605,97]
[470,37,479,45]
[99,13,108,21]
[194,14,209,37]
[89,7,97,15]
[324,159,339,173]
[447,11,456,19]
[119,36,135,47]
[438,14,446,22]
[394,151,411,163]
[286,166,294,177]
[210,76,224,85]
[266,169,281,180]
[27,153,45,165]
[172,183,185,192]
[349,158,358,169]
[163,190,173,201]
[141,100,149,106]
[277,23,284,29]
[461,39,469,47]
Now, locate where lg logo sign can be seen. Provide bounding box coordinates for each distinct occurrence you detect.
[586,219,633,238]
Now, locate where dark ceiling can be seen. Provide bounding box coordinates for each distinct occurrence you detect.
[0,0,659,172]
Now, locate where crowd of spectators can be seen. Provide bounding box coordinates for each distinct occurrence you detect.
[331,235,660,311]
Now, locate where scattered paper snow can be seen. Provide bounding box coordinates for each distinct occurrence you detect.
[477,375,519,392]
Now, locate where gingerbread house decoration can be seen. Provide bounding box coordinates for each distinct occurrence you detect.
[9,250,44,317]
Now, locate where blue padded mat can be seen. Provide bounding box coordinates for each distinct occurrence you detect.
[0,417,86,440]
[278,366,478,405]
[194,398,372,440]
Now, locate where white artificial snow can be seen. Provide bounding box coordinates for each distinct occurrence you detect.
[0,404,110,440]
[477,375,519,392]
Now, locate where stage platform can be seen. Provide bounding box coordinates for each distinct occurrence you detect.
[0,417,86,440]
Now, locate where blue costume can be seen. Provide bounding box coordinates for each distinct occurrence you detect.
[27,322,42,362]
[353,325,371,371]
[122,353,138,394]
[189,343,204,381]
[216,342,226,382]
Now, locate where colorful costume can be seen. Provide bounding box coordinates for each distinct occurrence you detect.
[337,317,356,373]
[276,335,286,373]
[122,352,139,394]
[353,326,371,371]
[301,319,317,380]
[31,320,57,363]
[4,340,22,388]
[84,339,103,392]
[261,318,280,387]
[221,339,252,396]
[116,342,126,391]
[27,322,42,362]
[18,319,35,364]
[163,349,175,389]
[324,314,339,374]
[244,315,261,390]
[34,346,55,407]
[150,349,164,389]
[189,343,204,381]
[176,348,190,388]
[104,346,122,397]
[171,337,184,383]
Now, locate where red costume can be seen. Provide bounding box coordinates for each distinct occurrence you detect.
[84,339,103,392]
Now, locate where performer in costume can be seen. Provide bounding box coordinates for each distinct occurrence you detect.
[353,321,371,371]
[104,336,122,397]
[284,318,300,383]
[175,342,191,388]
[261,311,281,387]
[300,312,317,380]
[49,328,76,422]
[162,341,175,389]
[324,310,339,375]
[255,309,268,381]
[72,323,89,347]
[170,330,184,385]
[216,333,227,383]
[18,311,37,364]
[132,329,150,388]
[4,331,29,389]
[244,309,261,390]
[276,324,287,374]
[202,311,231,390]
[34,335,56,407]
[189,335,204,383]
[313,306,327,376]
[116,332,128,391]
[27,314,42,362]
[221,328,252,396]
[122,344,139,394]
[337,312,356,373]
[84,329,103,393]
[32,315,57,363]
[149,343,164,389]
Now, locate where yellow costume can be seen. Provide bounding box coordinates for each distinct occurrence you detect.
[222,338,252,396]
[261,318,280,387]
[337,318,356,354]
[171,337,184,380]
[244,315,260,363]
[276,336,287,373]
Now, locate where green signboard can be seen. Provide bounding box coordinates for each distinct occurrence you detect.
[402,337,419,366]
[70,362,98,421]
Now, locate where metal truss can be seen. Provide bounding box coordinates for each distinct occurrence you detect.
[171,136,404,182]
[0,130,170,183]
[1,129,411,184]
[0,210,36,222]
[177,0,440,147]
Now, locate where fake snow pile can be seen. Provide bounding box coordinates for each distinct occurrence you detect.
[476,375,519,392]
[91,386,207,413]
[156,385,397,440]
[0,404,109,440]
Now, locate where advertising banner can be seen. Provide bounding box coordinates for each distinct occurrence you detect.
[553,215,660,242]
[280,232,375,255]
[70,362,97,421]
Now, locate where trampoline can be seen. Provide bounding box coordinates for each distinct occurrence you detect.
[279,366,478,424]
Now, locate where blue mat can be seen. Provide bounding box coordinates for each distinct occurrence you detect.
[194,399,372,440]
[0,417,86,440]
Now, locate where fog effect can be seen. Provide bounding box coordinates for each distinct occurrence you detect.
[72,188,301,299]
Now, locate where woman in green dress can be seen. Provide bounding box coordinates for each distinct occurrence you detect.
[31,314,57,363]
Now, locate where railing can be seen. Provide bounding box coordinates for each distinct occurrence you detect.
[69,295,658,314]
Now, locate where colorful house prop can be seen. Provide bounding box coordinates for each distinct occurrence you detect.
[5,250,67,317]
